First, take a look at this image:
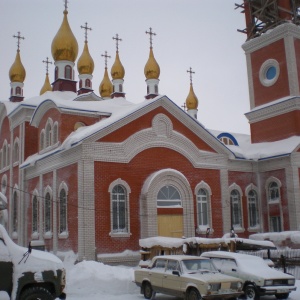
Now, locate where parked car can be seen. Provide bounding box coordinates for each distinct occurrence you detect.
[201,251,297,300]
[0,224,66,300]
[134,255,243,300]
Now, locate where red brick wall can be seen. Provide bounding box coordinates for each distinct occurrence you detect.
[251,39,289,107]
[250,111,300,143]
[24,122,38,159]
[99,107,216,153]
[94,147,222,254]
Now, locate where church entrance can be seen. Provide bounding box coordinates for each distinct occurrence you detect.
[157,185,183,238]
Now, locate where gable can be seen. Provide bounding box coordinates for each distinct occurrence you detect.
[98,106,217,153]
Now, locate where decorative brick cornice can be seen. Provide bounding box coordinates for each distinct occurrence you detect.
[245,96,300,123]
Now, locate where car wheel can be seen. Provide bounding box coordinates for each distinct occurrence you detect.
[20,286,54,300]
[275,293,289,299]
[187,288,201,300]
[143,282,154,299]
[244,284,259,300]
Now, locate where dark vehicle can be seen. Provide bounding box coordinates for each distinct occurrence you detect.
[0,224,66,300]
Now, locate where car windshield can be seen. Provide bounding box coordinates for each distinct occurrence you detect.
[182,259,218,273]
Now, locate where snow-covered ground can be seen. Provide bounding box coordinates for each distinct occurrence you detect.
[1,252,300,300]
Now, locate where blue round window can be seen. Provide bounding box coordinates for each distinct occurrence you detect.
[266,66,276,80]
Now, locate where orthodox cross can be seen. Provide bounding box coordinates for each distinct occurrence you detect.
[101,51,111,68]
[187,67,195,84]
[42,57,53,75]
[112,34,122,52]
[13,32,25,51]
[81,22,92,42]
[181,103,187,111]
[145,27,156,48]
[64,0,68,11]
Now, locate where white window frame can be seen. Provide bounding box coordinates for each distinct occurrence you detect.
[229,183,244,233]
[31,190,39,239]
[246,184,260,231]
[43,186,53,239]
[108,179,131,237]
[58,182,68,239]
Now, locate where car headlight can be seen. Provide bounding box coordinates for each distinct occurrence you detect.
[288,279,295,285]
[207,284,212,291]
[265,280,273,286]
[237,282,242,289]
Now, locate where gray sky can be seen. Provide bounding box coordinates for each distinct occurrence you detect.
[0,0,250,134]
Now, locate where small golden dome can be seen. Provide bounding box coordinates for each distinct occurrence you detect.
[144,48,160,79]
[51,10,78,62]
[99,68,113,98]
[9,51,26,83]
[77,42,94,75]
[185,84,198,110]
[111,52,125,80]
[40,74,52,95]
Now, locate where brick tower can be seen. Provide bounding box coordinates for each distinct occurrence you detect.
[237,0,300,142]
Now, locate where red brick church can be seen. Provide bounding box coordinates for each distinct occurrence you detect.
[1,1,300,261]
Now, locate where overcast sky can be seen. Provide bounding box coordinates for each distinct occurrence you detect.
[0,0,251,134]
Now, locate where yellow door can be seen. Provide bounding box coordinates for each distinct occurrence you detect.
[157,215,183,238]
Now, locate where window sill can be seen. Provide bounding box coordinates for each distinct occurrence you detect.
[196,226,214,235]
[109,232,131,238]
[58,231,69,239]
[44,231,53,239]
[31,232,39,240]
[232,226,245,233]
[268,199,280,204]
[247,226,261,232]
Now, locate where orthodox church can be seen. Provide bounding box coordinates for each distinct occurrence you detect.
[1,1,300,261]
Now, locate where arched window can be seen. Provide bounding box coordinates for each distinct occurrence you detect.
[157,185,181,207]
[44,192,52,233]
[32,195,38,233]
[268,182,279,202]
[119,84,122,92]
[248,190,259,227]
[59,188,67,234]
[79,79,82,89]
[13,140,19,163]
[16,86,21,95]
[112,185,128,232]
[230,189,242,227]
[85,79,91,88]
[197,189,209,226]
[13,191,18,232]
[53,122,58,144]
[55,67,58,80]
[40,130,45,150]
[3,143,7,167]
[155,84,158,94]
[65,65,72,80]
[147,86,149,94]
[45,123,52,147]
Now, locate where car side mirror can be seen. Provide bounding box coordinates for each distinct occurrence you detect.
[172,270,180,276]
[232,268,236,272]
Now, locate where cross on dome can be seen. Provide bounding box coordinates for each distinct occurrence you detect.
[145,27,156,49]
[101,51,111,68]
[187,67,195,84]
[81,22,92,43]
[42,57,53,75]
[13,32,25,51]
[112,34,122,52]
[64,0,68,11]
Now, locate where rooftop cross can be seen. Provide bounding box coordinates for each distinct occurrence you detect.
[81,22,92,42]
[181,103,187,111]
[13,32,25,51]
[101,51,111,68]
[112,34,122,52]
[42,57,53,75]
[187,67,195,84]
[64,0,68,11]
[145,27,156,49]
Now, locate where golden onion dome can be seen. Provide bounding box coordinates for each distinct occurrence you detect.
[40,74,52,95]
[77,42,94,75]
[111,52,125,80]
[51,10,78,62]
[144,48,160,79]
[185,84,198,110]
[9,50,26,83]
[99,68,113,98]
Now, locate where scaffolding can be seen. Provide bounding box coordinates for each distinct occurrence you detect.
[235,0,300,40]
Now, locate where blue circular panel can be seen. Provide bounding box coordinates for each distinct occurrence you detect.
[266,66,276,80]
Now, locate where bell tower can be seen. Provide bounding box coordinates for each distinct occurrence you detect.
[237,0,300,142]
